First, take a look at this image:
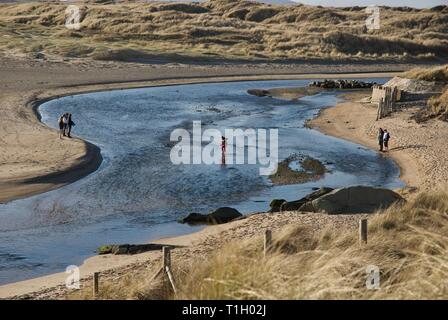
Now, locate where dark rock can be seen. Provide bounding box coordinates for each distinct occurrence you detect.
[112,244,130,255]
[280,187,333,212]
[179,212,206,224]
[312,186,404,214]
[208,207,243,224]
[302,187,334,201]
[247,89,270,97]
[298,201,315,212]
[309,79,376,89]
[97,243,171,255]
[280,199,307,211]
[269,199,286,212]
[180,207,242,225]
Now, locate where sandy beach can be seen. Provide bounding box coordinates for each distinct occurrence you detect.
[308,92,448,193]
[0,55,411,204]
[1,55,446,299]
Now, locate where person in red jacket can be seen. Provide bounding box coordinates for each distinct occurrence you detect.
[221,136,226,164]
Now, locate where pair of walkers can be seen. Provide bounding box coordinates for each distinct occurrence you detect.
[378,128,391,152]
[58,113,75,139]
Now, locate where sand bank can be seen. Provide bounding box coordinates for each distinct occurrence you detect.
[0,54,404,203]
[308,91,448,193]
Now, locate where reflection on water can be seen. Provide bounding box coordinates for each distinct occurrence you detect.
[0,79,403,284]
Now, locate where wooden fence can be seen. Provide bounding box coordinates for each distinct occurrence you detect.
[374,86,400,120]
[91,219,369,298]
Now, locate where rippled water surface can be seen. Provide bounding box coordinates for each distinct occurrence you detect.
[0,79,403,284]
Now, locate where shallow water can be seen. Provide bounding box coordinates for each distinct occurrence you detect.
[0,79,403,285]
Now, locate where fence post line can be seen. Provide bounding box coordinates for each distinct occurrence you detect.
[93,272,99,297]
[264,229,272,257]
[359,219,368,244]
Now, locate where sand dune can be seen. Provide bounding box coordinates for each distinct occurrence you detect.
[0,1,447,62]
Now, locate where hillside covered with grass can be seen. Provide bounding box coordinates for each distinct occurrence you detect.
[0,1,447,62]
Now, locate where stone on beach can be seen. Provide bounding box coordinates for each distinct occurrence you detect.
[269,199,286,212]
[97,243,169,255]
[279,187,334,212]
[180,207,242,225]
[300,186,404,214]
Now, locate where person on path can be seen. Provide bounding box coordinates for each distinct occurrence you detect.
[383,129,391,152]
[378,128,384,152]
[67,113,75,138]
[62,113,69,137]
[58,114,65,139]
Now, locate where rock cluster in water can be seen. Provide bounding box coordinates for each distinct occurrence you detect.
[309,79,377,89]
[247,89,271,97]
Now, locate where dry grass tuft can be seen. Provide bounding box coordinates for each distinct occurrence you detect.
[73,189,448,299]
[427,87,448,121]
[403,65,448,82]
[403,65,448,122]
[176,189,448,299]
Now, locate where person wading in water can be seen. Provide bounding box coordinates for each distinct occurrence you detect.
[221,136,226,165]
[378,128,384,152]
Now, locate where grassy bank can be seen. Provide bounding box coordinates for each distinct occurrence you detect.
[0,1,447,62]
[70,189,448,300]
[403,64,448,121]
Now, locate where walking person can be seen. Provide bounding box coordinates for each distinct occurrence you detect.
[383,129,390,152]
[67,113,75,138]
[62,113,69,137]
[58,114,65,139]
[378,128,384,152]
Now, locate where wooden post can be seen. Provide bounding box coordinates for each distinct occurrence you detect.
[391,87,397,112]
[93,272,99,297]
[149,266,164,283]
[359,219,368,244]
[163,246,171,269]
[165,266,178,295]
[384,87,390,116]
[377,97,383,120]
[264,229,272,256]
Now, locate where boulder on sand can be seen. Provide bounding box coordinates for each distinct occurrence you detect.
[269,199,286,212]
[180,207,242,225]
[301,186,404,214]
[280,199,307,211]
[303,187,334,201]
[279,187,334,212]
[97,243,169,255]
